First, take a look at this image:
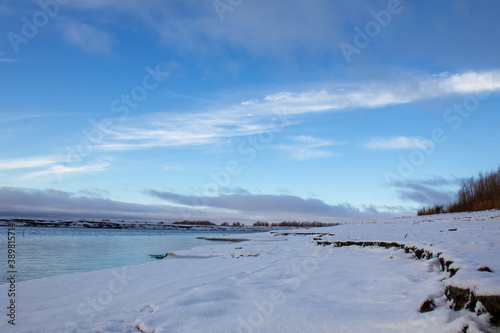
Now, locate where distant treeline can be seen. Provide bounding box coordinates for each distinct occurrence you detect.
[172,220,216,226]
[253,221,339,227]
[418,166,500,216]
[171,220,339,228]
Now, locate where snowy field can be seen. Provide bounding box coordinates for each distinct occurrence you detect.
[1,211,500,333]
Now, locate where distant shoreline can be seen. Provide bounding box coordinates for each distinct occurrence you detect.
[0,218,274,232]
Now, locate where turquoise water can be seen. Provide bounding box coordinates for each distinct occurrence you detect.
[0,227,249,283]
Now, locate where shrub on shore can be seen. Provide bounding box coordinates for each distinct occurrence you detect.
[447,167,500,213]
[173,220,216,226]
[417,166,500,216]
[254,221,339,227]
[417,205,445,216]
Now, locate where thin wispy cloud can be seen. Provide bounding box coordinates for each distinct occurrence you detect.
[0,51,17,63]
[284,148,333,161]
[292,135,335,147]
[22,162,111,180]
[261,70,500,114]
[0,156,110,180]
[365,137,433,150]
[274,135,343,161]
[0,112,80,124]
[432,71,450,78]
[97,70,500,152]
[54,0,500,75]
[66,0,345,55]
[0,156,62,171]
[0,5,11,14]
[60,20,115,55]
[98,110,296,151]
[162,165,183,171]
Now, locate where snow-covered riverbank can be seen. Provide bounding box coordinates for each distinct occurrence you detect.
[1,211,499,332]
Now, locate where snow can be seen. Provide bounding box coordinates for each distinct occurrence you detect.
[1,211,500,332]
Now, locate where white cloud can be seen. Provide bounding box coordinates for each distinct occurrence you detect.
[292,135,336,147]
[432,71,450,78]
[0,156,62,170]
[260,70,500,114]
[274,135,343,161]
[98,110,297,151]
[0,156,110,180]
[60,20,115,55]
[437,71,500,95]
[284,148,334,161]
[96,70,500,152]
[365,137,433,150]
[22,162,110,180]
[241,99,258,106]
[163,165,182,171]
[0,51,17,63]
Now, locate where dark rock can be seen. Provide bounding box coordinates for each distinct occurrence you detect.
[449,268,459,277]
[196,237,249,242]
[414,249,424,259]
[419,299,436,313]
[149,254,166,260]
[446,286,471,311]
[478,266,493,272]
[445,285,500,325]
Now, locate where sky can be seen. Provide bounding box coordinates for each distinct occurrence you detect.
[1,0,500,222]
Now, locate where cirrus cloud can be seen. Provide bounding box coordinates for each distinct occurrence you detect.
[273,135,345,161]
[60,20,115,55]
[365,136,434,150]
[96,70,500,152]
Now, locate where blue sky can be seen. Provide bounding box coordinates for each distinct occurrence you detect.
[1,0,500,222]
